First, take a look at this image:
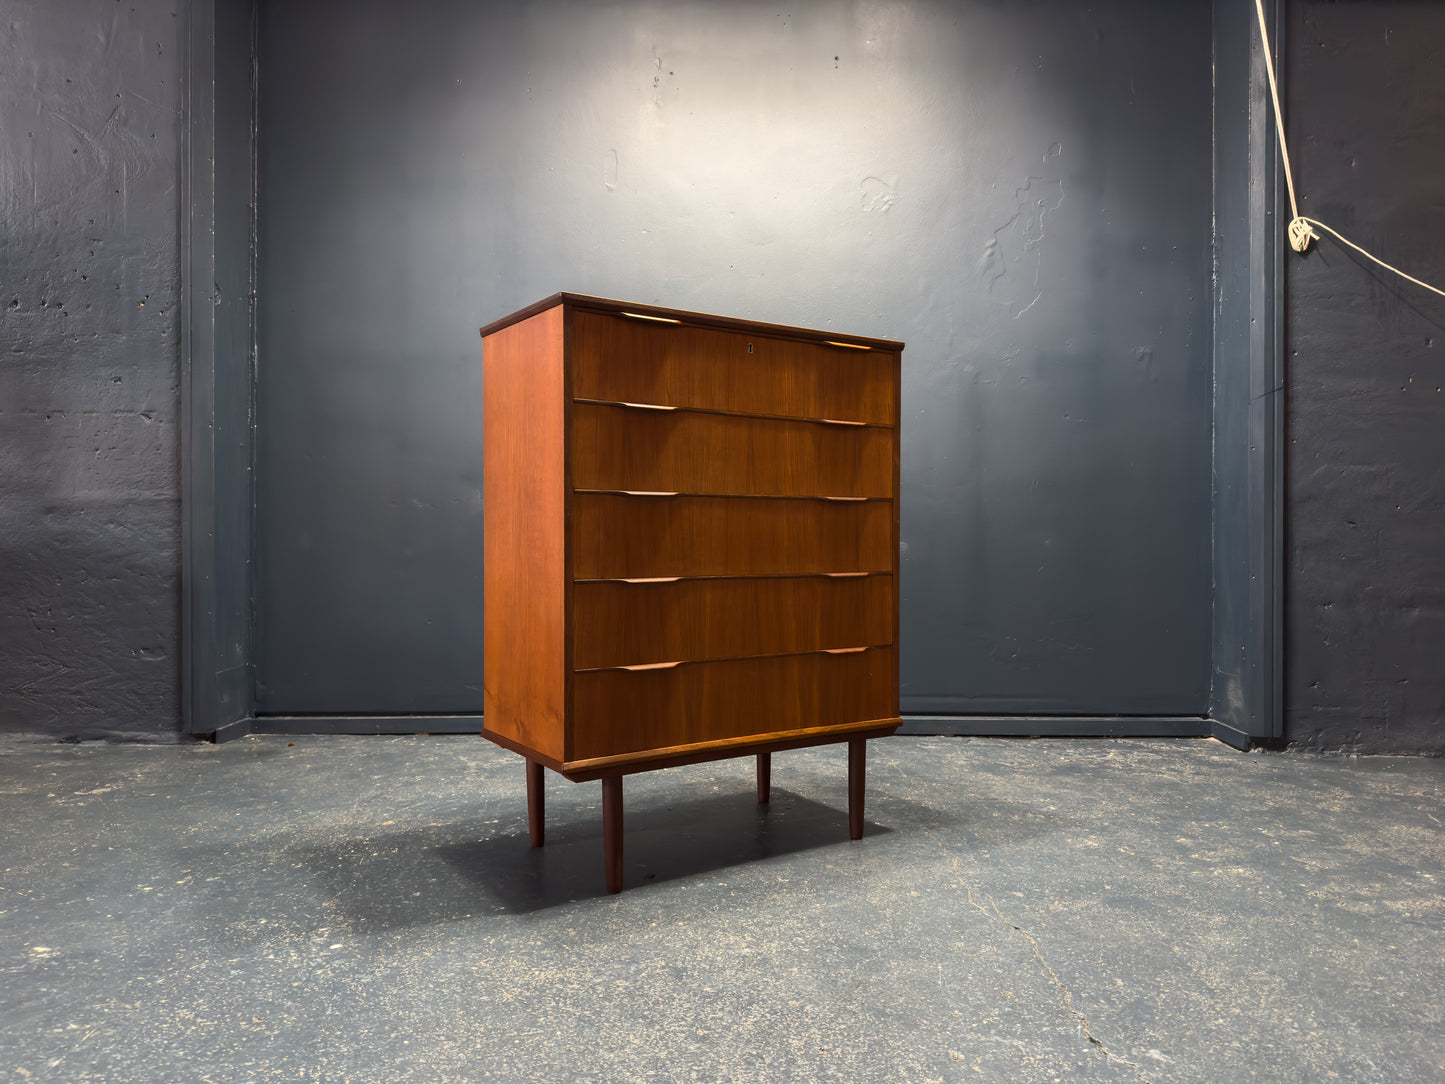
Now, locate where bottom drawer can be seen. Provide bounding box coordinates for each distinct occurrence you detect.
[571,647,896,760]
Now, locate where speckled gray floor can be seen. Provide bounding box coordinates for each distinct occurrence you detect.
[1,734,1441,1083]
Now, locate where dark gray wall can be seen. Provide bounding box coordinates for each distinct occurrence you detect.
[1,0,185,741]
[183,0,258,737]
[3,0,1442,754]
[254,0,1215,719]
[1285,1,1445,754]
[1211,0,1285,744]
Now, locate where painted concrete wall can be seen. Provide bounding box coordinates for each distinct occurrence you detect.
[253,0,1215,720]
[2,0,1441,753]
[1,1,184,740]
[1284,2,1445,754]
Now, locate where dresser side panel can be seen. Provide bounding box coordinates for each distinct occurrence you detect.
[482,305,567,762]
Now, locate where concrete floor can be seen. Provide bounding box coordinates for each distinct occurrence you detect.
[0,734,1441,1083]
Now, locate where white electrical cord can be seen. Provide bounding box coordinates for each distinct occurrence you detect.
[1253,0,1445,298]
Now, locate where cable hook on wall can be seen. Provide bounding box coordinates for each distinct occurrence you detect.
[1253,0,1445,298]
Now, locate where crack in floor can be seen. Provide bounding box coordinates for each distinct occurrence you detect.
[933,838,1156,1084]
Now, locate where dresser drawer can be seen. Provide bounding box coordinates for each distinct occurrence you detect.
[570,310,897,424]
[572,573,893,669]
[571,401,893,497]
[571,493,893,579]
[571,647,897,759]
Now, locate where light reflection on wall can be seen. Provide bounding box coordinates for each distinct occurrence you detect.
[260,0,1218,714]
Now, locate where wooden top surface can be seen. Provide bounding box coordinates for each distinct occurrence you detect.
[479,292,905,351]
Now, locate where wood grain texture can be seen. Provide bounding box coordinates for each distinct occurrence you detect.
[526,759,545,847]
[558,720,899,780]
[848,739,866,840]
[571,402,893,497]
[482,303,567,762]
[481,296,903,885]
[570,647,897,760]
[602,775,623,894]
[572,574,893,669]
[888,351,902,723]
[572,493,893,579]
[571,311,897,424]
[482,294,904,352]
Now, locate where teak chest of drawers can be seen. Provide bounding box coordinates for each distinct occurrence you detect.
[480,293,902,892]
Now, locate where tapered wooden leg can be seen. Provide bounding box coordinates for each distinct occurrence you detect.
[757,751,771,804]
[526,759,545,847]
[848,739,866,840]
[602,775,624,894]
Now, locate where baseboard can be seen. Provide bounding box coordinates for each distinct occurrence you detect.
[251,715,486,735]
[241,713,1220,741]
[207,717,253,744]
[1209,718,1253,750]
[898,715,1212,738]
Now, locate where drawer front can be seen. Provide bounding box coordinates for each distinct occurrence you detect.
[570,310,897,424]
[571,402,893,498]
[571,493,893,579]
[572,573,893,669]
[571,647,897,759]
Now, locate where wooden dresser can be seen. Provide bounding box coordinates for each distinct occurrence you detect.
[480,293,902,892]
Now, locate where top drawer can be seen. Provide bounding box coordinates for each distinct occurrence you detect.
[570,310,897,425]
